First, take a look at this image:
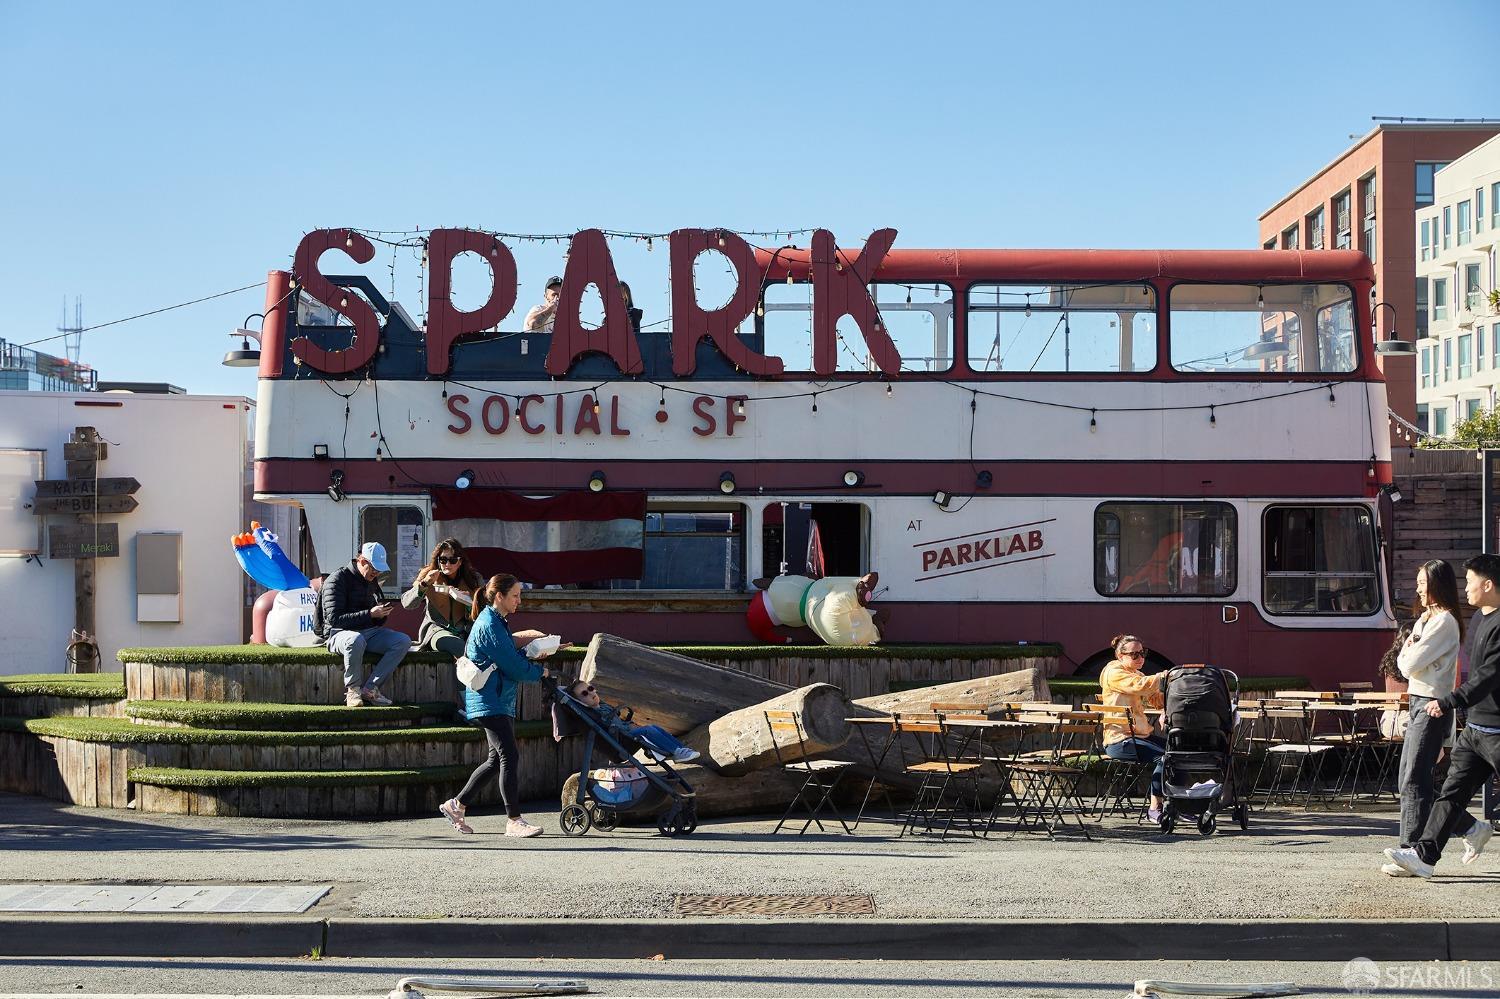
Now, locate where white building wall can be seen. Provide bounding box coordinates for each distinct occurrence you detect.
[1415,134,1500,435]
[0,391,251,675]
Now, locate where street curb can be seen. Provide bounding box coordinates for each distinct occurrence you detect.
[0,915,324,957]
[0,916,1485,961]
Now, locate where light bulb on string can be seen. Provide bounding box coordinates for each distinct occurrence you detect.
[1089,409,1098,433]
[734,398,746,417]
[1025,295,1032,318]
[1209,405,1217,428]
[885,382,893,399]
[812,393,819,414]
[905,287,912,305]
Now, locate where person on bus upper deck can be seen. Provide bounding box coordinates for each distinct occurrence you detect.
[523,276,564,332]
[1099,634,1167,821]
[619,282,644,334]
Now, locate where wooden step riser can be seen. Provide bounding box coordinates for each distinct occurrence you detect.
[122,660,462,706]
[0,695,123,721]
[0,731,586,815]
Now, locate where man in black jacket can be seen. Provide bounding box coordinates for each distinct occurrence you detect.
[319,542,411,708]
[1386,553,1500,878]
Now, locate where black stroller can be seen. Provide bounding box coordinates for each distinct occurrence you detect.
[1156,665,1249,836]
[547,677,698,837]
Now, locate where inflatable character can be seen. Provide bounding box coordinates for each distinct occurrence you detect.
[231,522,321,647]
[746,572,886,646]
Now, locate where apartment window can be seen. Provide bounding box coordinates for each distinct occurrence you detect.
[1459,333,1473,379]
[1362,174,1378,217]
[1494,325,1500,366]
[1434,278,1448,321]
[1414,162,1447,208]
[1263,506,1379,616]
[1420,219,1431,262]
[1493,182,1500,228]
[1467,398,1483,421]
[1443,206,1452,250]
[1458,201,1472,246]
[1094,502,1236,597]
[1306,207,1325,250]
[1431,216,1440,259]
[1334,190,1352,249]
[1262,238,1276,251]
[1480,188,1487,233]
[1420,346,1432,388]
[1417,404,1430,434]
[1465,264,1483,313]
[1479,327,1486,372]
[1443,336,1452,380]
[1416,278,1429,339]
[1434,407,1449,436]
[1282,225,1299,250]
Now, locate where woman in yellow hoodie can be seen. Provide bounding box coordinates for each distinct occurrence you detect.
[1100,634,1167,820]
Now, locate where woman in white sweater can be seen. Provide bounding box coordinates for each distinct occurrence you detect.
[1388,559,1480,874]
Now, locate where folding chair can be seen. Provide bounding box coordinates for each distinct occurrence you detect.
[1254,703,1336,809]
[1084,703,1152,821]
[1339,681,1375,695]
[891,716,984,839]
[1004,712,1100,839]
[764,709,855,835]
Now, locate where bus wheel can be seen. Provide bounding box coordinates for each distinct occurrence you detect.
[1073,649,1176,678]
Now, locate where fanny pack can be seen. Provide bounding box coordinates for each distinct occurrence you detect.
[455,656,496,692]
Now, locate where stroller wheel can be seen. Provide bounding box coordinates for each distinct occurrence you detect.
[674,803,697,836]
[560,803,592,837]
[591,806,618,833]
[1159,813,1175,834]
[657,806,678,836]
[1198,813,1217,836]
[1234,803,1249,831]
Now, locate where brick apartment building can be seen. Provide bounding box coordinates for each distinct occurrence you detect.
[1258,122,1499,431]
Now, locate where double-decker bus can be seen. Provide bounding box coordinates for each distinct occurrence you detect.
[252,234,1396,685]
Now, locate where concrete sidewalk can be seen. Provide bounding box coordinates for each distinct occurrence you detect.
[1,791,1497,960]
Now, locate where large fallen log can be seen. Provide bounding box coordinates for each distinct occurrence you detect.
[561,762,809,820]
[680,683,852,776]
[579,633,790,734]
[851,668,1049,716]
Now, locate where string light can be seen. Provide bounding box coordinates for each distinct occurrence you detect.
[1089,409,1097,433]
[885,382,893,398]
[1024,295,1032,318]
[811,393,818,414]
[1328,384,1336,405]
[1209,405,1217,427]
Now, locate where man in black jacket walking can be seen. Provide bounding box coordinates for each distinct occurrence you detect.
[319,542,411,708]
[1386,553,1500,878]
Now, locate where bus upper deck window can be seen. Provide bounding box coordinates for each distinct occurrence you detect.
[1169,284,1357,374]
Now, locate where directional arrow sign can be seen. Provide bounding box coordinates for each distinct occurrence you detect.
[34,477,141,499]
[32,495,139,516]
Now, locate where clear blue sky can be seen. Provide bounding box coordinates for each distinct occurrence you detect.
[2,0,1495,395]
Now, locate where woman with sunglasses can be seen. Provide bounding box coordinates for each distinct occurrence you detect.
[1100,634,1168,821]
[401,538,485,659]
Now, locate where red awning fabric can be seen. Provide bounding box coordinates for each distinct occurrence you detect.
[431,489,647,585]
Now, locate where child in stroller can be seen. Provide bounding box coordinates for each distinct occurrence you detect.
[565,681,701,764]
[1155,664,1249,835]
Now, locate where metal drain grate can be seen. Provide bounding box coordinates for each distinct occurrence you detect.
[673,893,876,916]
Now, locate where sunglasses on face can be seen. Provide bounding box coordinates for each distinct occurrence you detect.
[576,685,596,695]
[437,556,461,565]
[1121,650,1148,659]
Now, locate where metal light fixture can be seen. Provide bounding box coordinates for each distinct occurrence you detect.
[842,470,865,487]
[222,313,265,367]
[1243,338,1291,360]
[1372,301,1416,355]
[976,470,993,489]
[587,470,607,493]
[931,490,952,509]
[327,469,345,503]
[455,468,476,490]
[312,444,330,460]
[718,471,737,494]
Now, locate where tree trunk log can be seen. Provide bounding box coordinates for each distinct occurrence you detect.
[580,633,790,734]
[561,764,809,820]
[679,683,852,776]
[851,668,1049,717]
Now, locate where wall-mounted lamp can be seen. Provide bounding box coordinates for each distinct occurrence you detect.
[719,471,737,494]
[842,470,866,487]
[312,444,330,460]
[1372,302,1416,355]
[327,469,346,503]
[587,470,607,493]
[976,470,993,489]
[222,314,265,368]
[931,490,952,509]
[455,468,477,490]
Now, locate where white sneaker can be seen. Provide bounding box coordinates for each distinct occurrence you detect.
[344,686,364,708]
[505,817,543,838]
[1384,846,1435,879]
[1381,862,1414,877]
[1462,819,1493,865]
[439,798,473,835]
[672,747,701,763]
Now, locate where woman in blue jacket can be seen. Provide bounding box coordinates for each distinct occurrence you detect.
[440,573,557,838]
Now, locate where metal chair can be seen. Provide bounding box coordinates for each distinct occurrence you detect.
[764,709,855,835]
[891,716,985,840]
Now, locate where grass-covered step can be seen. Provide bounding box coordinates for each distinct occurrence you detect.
[0,672,125,720]
[125,699,458,730]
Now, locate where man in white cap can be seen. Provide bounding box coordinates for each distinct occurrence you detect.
[523,276,564,332]
[317,542,412,707]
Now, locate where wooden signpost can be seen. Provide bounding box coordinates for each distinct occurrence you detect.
[32,427,139,672]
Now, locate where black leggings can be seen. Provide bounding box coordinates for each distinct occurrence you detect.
[456,715,521,818]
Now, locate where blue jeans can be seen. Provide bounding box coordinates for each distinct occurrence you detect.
[326,626,410,690]
[627,724,689,757]
[1106,735,1166,797]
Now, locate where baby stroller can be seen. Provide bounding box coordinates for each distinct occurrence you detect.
[547,677,698,837]
[1156,665,1249,836]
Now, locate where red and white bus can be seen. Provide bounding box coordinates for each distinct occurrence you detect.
[253,234,1396,685]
